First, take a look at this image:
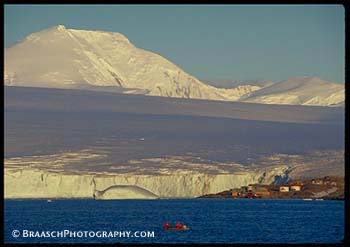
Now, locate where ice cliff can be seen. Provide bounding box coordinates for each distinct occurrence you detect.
[5,165,290,199]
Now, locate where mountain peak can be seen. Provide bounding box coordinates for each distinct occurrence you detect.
[242,76,344,106]
[5,26,344,107]
[44,25,67,33]
[55,24,66,31]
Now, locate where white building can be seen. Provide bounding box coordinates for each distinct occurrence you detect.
[279,186,290,192]
[290,185,301,191]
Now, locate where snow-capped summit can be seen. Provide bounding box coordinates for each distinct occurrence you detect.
[50,24,66,31]
[5,25,256,101]
[5,26,344,106]
[56,25,66,31]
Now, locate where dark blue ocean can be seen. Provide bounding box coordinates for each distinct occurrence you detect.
[5,199,344,243]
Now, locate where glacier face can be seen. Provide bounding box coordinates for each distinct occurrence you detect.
[5,149,343,199]
[4,165,290,199]
[4,149,292,199]
[4,149,291,199]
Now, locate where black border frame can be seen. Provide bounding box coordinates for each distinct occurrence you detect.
[1,1,349,246]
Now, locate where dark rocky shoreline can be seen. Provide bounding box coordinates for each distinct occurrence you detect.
[198,176,344,200]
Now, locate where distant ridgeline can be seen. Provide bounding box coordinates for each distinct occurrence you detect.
[5,25,344,106]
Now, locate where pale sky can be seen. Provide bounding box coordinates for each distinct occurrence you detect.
[5,5,345,83]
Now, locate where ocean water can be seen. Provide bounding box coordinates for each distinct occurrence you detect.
[5,199,344,243]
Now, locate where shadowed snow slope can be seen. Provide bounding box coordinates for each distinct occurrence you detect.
[4,87,344,198]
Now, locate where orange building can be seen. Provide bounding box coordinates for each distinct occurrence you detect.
[231,191,239,197]
[255,191,271,197]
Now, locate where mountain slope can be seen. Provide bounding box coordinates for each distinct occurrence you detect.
[5,25,257,101]
[241,77,344,106]
[5,25,344,106]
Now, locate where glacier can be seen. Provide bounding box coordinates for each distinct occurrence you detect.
[4,165,290,199]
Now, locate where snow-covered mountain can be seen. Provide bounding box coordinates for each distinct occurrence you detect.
[5,25,344,106]
[241,77,345,107]
[5,25,259,101]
